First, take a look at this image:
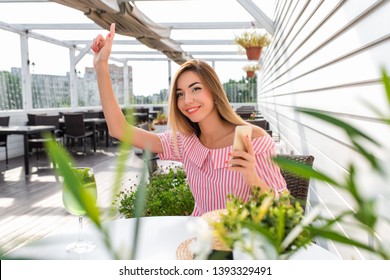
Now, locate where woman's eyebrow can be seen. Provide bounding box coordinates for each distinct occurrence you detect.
[188,82,201,88]
[176,81,201,92]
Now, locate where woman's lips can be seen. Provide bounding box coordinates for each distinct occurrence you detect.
[186,106,200,114]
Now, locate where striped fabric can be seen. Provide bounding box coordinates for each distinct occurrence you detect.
[157,131,287,216]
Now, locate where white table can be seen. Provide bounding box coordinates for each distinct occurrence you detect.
[7,216,339,260]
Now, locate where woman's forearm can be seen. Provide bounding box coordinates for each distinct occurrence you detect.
[95,64,128,142]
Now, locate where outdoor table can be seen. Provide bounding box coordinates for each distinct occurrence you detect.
[6,216,339,260]
[0,125,55,176]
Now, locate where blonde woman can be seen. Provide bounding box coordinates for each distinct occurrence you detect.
[92,23,286,216]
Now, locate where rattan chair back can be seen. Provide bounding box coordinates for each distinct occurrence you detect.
[278,154,315,209]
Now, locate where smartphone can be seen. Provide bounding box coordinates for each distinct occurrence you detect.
[232,125,252,152]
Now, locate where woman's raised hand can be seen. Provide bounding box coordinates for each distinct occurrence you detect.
[91,23,115,67]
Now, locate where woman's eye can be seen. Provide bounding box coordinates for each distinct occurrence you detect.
[192,87,201,92]
[176,92,184,98]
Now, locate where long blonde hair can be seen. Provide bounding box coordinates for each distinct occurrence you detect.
[168,59,247,138]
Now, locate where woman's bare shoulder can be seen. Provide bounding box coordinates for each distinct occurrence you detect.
[251,125,268,139]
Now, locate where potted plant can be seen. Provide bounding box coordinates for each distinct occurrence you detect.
[242,64,260,78]
[234,30,271,60]
[209,189,316,259]
[153,112,168,125]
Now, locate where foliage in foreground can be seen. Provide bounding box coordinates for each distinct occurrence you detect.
[272,68,390,259]
[213,189,313,258]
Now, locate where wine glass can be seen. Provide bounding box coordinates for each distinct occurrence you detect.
[62,167,97,254]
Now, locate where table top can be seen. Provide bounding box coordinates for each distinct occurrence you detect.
[0,125,55,135]
[6,216,339,260]
[59,118,106,123]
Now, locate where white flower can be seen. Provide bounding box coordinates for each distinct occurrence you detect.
[186,218,213,259]
[234,228,278,260]
[280,205,322,252]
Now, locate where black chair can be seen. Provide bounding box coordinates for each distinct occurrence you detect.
[278,154,315,211]
[0,116,10,166]
[27,113,47,126]
[134,107,150,123]
[85,111,109,146]
[235,106,256,119]
[63,113,95,155]
[28,115,62,160]
[247,119,269,130]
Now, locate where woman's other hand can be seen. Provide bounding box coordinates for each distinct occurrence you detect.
[228,135,263,187]
[92,23,115,67]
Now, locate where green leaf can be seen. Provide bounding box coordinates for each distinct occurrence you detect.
[273,157,340,187]
[351,139,380,170]
[310,229,378,254]
[276,207,285,247]
[354,200,377,229]
[243,221,278,249]
[381,68,390,106]
[297,108,380,146]
[110,121,133,218]
[44,134,101,227]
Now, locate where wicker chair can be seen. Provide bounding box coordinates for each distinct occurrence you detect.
[278,154,315,210]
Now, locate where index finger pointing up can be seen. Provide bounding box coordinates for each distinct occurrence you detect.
[109,23,116,38]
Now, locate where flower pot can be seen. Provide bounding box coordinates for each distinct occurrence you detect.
[245,47,262,60]
[246,71,255,78]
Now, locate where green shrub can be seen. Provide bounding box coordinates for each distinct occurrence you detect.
[116,166,195,218]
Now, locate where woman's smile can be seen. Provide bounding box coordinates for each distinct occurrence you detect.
[186,106,201,114]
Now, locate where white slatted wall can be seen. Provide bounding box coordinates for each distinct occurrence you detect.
[258,0,390,259]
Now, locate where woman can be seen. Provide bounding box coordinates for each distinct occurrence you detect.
[92,23,287,216]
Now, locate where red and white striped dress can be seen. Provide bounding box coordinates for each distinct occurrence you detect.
[157,131,287,216]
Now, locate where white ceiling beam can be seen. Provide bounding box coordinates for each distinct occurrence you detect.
[111,51,241,55]
[120,57,249,62]
[65,39,236,45]
[16,22,258,30]
[0,0,49,2]
[236,0,275,35]
[0,21,73,48]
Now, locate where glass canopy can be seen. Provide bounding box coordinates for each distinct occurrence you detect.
[0,0,274,110]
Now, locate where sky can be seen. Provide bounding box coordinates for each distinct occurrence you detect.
[0,0,274,96]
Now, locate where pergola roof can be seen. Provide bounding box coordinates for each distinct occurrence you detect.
[0,0,275,65]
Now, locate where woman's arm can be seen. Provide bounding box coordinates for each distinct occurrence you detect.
[92,23,163,153]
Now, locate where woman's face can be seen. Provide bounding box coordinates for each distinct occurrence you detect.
[176,70,216,124]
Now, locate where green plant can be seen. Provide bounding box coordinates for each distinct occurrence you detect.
[42,113,148,260]
[117,166,195,218]
[242,64,260,72]
[234,30,271,48]
[212,189,313,258]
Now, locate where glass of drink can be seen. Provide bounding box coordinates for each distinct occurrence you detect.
[62,167,97,254]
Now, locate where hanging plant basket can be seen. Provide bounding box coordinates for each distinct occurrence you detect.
[242,63,260,79]
[234,30,270,61]
[246,70,255,78]
[245,47,262,61]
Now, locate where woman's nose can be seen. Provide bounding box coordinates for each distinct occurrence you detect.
[184,93,193,104]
